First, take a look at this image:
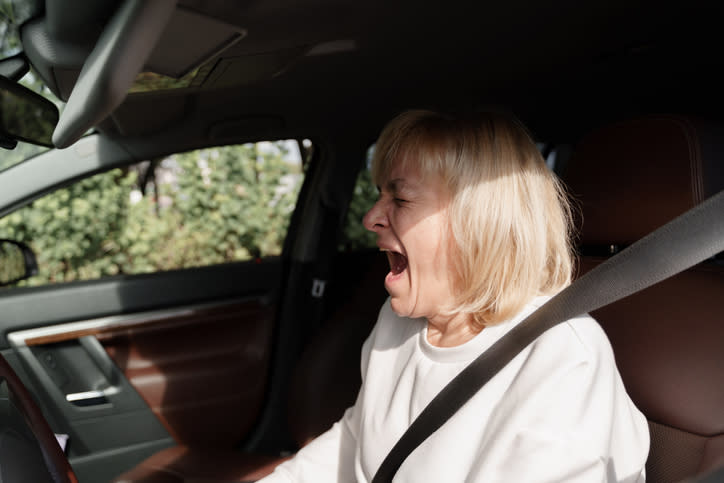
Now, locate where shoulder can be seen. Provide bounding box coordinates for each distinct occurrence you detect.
[499,294,613,367]
[502,312,650,474]
[495,302,628,415]
[506,310,644,434]
[496,296,616,376]
[530,312,616,374]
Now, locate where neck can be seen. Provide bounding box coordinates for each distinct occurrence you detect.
[426,312,479,347]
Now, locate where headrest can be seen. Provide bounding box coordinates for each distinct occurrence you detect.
[562,116,724,246]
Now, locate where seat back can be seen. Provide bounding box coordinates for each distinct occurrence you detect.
[562,116,724,483]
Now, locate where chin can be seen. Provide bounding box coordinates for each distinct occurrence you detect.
[388,297,406,316]
[389,297,414,319]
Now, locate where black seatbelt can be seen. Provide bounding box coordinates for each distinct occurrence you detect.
[372,189,724,483]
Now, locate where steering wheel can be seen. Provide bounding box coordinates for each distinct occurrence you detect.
[0,353,78,483]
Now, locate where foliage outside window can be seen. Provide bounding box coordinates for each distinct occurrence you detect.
[0,141,305,287]
[0,68,63,173]
[0,0,36,58]
[0,0,58,172]
[339,145,377,252]
[0,240,24,284]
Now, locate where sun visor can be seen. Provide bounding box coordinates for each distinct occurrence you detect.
[144,9,246,79]
[52,0,177,148]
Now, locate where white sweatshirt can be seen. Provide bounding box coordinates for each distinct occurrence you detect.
[260,296,650,482]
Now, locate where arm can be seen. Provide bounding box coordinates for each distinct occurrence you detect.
[465,320,649,483]
[259,403,361,483]
[258,312,381,482]
[469,431,645,483]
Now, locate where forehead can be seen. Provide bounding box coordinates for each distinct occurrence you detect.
[383,161,450,201]
[383,160,424,189]
[373,135,449,194]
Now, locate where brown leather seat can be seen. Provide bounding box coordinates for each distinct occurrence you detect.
[561,116,724,483]
[113,251,388,482]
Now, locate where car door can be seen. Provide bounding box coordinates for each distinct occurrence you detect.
[0,134,310,482]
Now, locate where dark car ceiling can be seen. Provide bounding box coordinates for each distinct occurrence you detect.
[20,0,724,152]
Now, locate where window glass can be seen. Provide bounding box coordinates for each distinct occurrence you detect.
[0,68,64,173]
[0,140,306,287]
[0,141,49,172]
[0,2,39,57]
[339,145,377,252]
[0,73,61,173]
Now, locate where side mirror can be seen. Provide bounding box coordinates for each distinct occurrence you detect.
[0,75,59,149]
[0,239,38,287]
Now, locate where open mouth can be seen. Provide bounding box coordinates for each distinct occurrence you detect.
[386,251,408,275]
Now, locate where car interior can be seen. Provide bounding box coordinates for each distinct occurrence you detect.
[0,0,722,482]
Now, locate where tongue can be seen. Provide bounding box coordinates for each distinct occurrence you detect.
[389,252,408,275]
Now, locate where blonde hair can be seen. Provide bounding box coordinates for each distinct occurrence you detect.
[371,110,574,328]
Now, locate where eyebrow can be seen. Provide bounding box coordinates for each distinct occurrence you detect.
[376,177,424,198]
[385,178,415,193]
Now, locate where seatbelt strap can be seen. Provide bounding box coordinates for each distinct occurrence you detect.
[372,189,724,483]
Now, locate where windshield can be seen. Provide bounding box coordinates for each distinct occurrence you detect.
[0,0,37,57]
[0,0,62,172]
[0,135,50,171]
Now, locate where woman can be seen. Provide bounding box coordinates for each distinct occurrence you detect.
[260,110,649,482]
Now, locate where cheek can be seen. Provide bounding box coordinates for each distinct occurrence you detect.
[431,218,457,280]
[414,221,451,271]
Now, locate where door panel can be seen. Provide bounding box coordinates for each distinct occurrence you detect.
[1,259,282,481]
[0,259,281,346]
[100,300,274,447]
[0,133,311,481]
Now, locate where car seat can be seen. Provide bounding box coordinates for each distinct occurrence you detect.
[561,115,724,483]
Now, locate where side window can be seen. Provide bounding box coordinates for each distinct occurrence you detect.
[0,140,307,287]
[338,144,377,252]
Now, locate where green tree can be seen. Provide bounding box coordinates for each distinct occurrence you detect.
[170,143,301,264]
[0,169,133,283]
[0,142,304,287]
[339,143,379,252]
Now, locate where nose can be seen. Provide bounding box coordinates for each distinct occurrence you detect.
[363,198,388,232]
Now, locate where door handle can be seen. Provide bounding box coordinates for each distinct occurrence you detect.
[65,385,119,406]
[65,390,108,406]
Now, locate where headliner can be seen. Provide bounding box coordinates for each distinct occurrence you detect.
[20,0,724,152]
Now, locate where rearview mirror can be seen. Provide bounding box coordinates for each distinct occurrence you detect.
[0,239,38,286]
[0,75,59,149]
